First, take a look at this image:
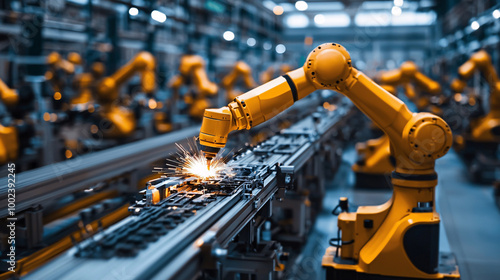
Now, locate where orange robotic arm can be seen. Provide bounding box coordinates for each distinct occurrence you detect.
[46,52,77,75]
[200,43,452,175]
[0,78,19,107]
[97,51,156,103]
[175,54,218,97]
[221,61,257,101]
[0,79,20,164]
[450,50,500,111]
[379,61,441,97]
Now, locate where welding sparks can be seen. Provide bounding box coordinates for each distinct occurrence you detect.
[165,139,233,179]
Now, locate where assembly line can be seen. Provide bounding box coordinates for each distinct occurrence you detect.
[1,1,500,280]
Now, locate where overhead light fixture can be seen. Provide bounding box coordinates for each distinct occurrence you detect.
[285,13,310,28]
[129,7,139,16]
[493,9,500,19]
[223,31,235,41]
[273,5,284,16]
[471,20,480,30]
[314,12,350,27]
[295,1,308,11]
[276,44,286,54]
[314,14,325,24]
[391,6,402,16]
[394,0,404,7]
[151,10,166,23]
[247,37,256,47]
[263,42,272,50]
[391,11,436,26]
[355,12,391,27]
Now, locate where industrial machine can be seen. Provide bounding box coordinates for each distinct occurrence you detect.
[94,51,156,139]
[379,61,442,112]
[450,49,500,183]
[221,61,257,102]
[70,61,105,110]
[0,78,20,165]
[199,43,458,279]
[167,54,218,120]
[45,52,82,110]
[350,62,444,188]
[0,78,35,167]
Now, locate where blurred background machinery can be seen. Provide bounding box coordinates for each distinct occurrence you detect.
[0,0,500,280]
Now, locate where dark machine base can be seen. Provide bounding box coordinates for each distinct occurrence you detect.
[455,140,499,184]
[494,182,500,209]
[325,252,460,280]
[354,172,392,189]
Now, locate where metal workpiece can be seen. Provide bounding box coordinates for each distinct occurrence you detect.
[24,105,347,280]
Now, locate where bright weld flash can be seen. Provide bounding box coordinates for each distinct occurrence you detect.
[183,153,225,178]
[165,139,233,179]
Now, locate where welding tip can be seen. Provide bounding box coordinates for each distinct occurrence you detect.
[206,158,212,170]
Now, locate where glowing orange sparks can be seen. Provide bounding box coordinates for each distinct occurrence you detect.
[165,139,232,179]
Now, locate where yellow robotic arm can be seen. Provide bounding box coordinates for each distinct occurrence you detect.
[94,52,155,138]
[201,44,451,174]
[450,49,500,113]
[97,51,156,103]
[0,78,19,107]
[379,61,441,99]
[200,43,457,279]
[46,52,77,75]
[221,61,257,101]
[168,54,218,119]
[71,62,105,107]
[171,54,218,97]
[0,78,19,164]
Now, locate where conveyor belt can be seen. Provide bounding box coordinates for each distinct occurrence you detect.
[0,96,326,219]
[23,104,349,280]
[0,126,200,217]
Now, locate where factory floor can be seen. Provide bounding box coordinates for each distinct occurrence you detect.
[289,147,500,280]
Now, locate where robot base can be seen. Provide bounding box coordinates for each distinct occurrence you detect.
[323,250,460,280]
[354,172,392,189]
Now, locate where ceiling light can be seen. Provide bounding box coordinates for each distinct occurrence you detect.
[391,6,402,16]
[285,13,310,28]
[273,6,284,16]
[295,1,308,11]
[314,12,350,27]
[471,20,480,30]
[355,12,391,26]
[493,9,500,19]
[394,0,404,7]
[129,7,139,16]
[276,44,286,54]
[263,42,272,50]
[223,31,235,41]
[151,10,166,23]
[314,14,325,24]
[247,37,256,47]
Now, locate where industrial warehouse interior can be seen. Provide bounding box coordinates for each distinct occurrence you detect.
[1,0,500,279]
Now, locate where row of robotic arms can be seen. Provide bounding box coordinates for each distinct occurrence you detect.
[0,50,293,172]
[350,50,500,191]
[1,43,499,279]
